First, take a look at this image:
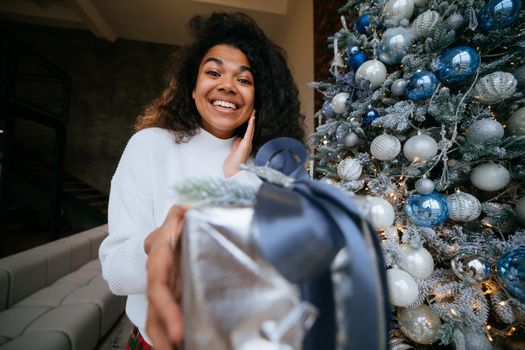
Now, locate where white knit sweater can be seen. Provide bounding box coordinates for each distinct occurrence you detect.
[99,127,258,344]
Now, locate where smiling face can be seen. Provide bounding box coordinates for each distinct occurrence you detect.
[192,44,255,139]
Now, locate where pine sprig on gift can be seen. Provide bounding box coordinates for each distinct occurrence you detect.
[176,178,257,205]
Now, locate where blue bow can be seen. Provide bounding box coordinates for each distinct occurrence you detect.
[253,137,390,350]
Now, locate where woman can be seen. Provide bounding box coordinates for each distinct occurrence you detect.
[99,12,305,349]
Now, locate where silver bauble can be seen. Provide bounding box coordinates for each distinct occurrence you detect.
[447,191,482,222]
[451,254,491,283]
[512,65,525,88]
[470,162,510,192]
[415,178,435,194]
[507,106,525,136]
[412,10,442,39]
[344,132,359,147]
[370,134,401,161]
[465,119,505,144]
[391,78,407,96]
[453,328,493,350]
[387,268,419,307]
[403,134,438,162]
[378,27,417,65]
[331,92,350,114]
[515,197,525,222]
[398,304,442,344]
[383,0,415,25]
[446,13,464,30]
[399,244,435,278]
[367,196,395,230]
[320,177,336,185]
[473,71,517,104]
[356,59,387,90]
[413,0,429,7]
[337,158,362,181]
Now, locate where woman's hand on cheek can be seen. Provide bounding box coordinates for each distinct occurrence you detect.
[145,206,187,349]
[223,111,256,177]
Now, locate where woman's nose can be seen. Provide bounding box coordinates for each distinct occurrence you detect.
[218,76,237,94]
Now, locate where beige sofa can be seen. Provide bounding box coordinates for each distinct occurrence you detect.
[0,224,125,350]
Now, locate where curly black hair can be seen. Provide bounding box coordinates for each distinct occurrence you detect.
[135,12,305,153]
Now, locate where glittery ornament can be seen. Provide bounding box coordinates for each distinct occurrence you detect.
[451,254,491,283]
[447,190,481,222]
[515,196,525,222]
[337,158,362,181]
[387,268,419,307]
[370,134,401,161]
[470,162,510,192]
[415,178,435,194]
[399,244,434,278]
[322,100,336,118]
[497,248,525,303]
[412,10,442,39]
[434,46,479,84]
[356,59,387,90]
[383,0,415,26]
[378,27,416,65]
[507,106,525,136]
[403,134,438,162]
[473,71,517,104]
[466,119,504,144]
[405,191,449,227]
[446,13,464,30]
[398,304,442,344]
[405,71,439,101]
[331,92,350,114]
[391,78,406,96]
[478,0,521,32]
[367,196,395,230]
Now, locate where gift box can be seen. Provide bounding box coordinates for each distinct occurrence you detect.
[180,138,390,350]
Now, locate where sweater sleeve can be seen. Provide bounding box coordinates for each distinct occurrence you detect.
[99,131,156,296]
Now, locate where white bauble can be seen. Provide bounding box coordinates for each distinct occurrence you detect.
[466,119,504,144]
[473,71,517,104]
[453,329,493,350]
[445,13,464,30]
[515,197,525,222]
[370,134,401,160]
[383,0,415,25]
[331,92,350,114]
[507,106,525,136]
[337,158,362,181]
[399,244,434,278]
[398,304,442,344]
[447,191,482,222]
[387,268,419,307]
[412,10,442,39]
[413,0,429,6]
[470,163,511,192]
[403,134,438,162]
[344,132,359,147]
[356,59,387,90]
[368,197,395,230]
[391,78,406,96]
[415,178,435,194]
[320,177,336,185]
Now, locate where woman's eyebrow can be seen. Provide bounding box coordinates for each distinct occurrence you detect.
[203,57,251,72]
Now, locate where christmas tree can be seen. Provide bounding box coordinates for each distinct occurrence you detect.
[309,0,525,348]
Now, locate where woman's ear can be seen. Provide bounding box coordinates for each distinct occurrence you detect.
[192,90,195,100]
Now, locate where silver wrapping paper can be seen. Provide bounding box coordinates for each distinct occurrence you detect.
[182,205,316,350]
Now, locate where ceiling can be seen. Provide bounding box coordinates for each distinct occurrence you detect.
[0,0,290,45]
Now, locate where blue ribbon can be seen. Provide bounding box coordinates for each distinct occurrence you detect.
[253,137,390,350]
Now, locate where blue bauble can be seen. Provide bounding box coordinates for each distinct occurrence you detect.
[497,248,525,303]
[434,46,480,84]
[405,71,438,101]
[356,14,370,33]
[344,45,360,61]
[349,51,367,71]
[322,100,336,118]
[478,0,521,32]
[405,192,449,227]
[363,108,379,125]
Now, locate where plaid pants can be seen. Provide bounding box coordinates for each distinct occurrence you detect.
[125,327,153,350]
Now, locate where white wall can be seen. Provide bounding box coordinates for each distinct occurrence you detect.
[276,0,314,136]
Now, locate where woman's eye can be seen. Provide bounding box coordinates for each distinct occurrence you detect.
[206,71,220,77]
[238,78,252,85]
